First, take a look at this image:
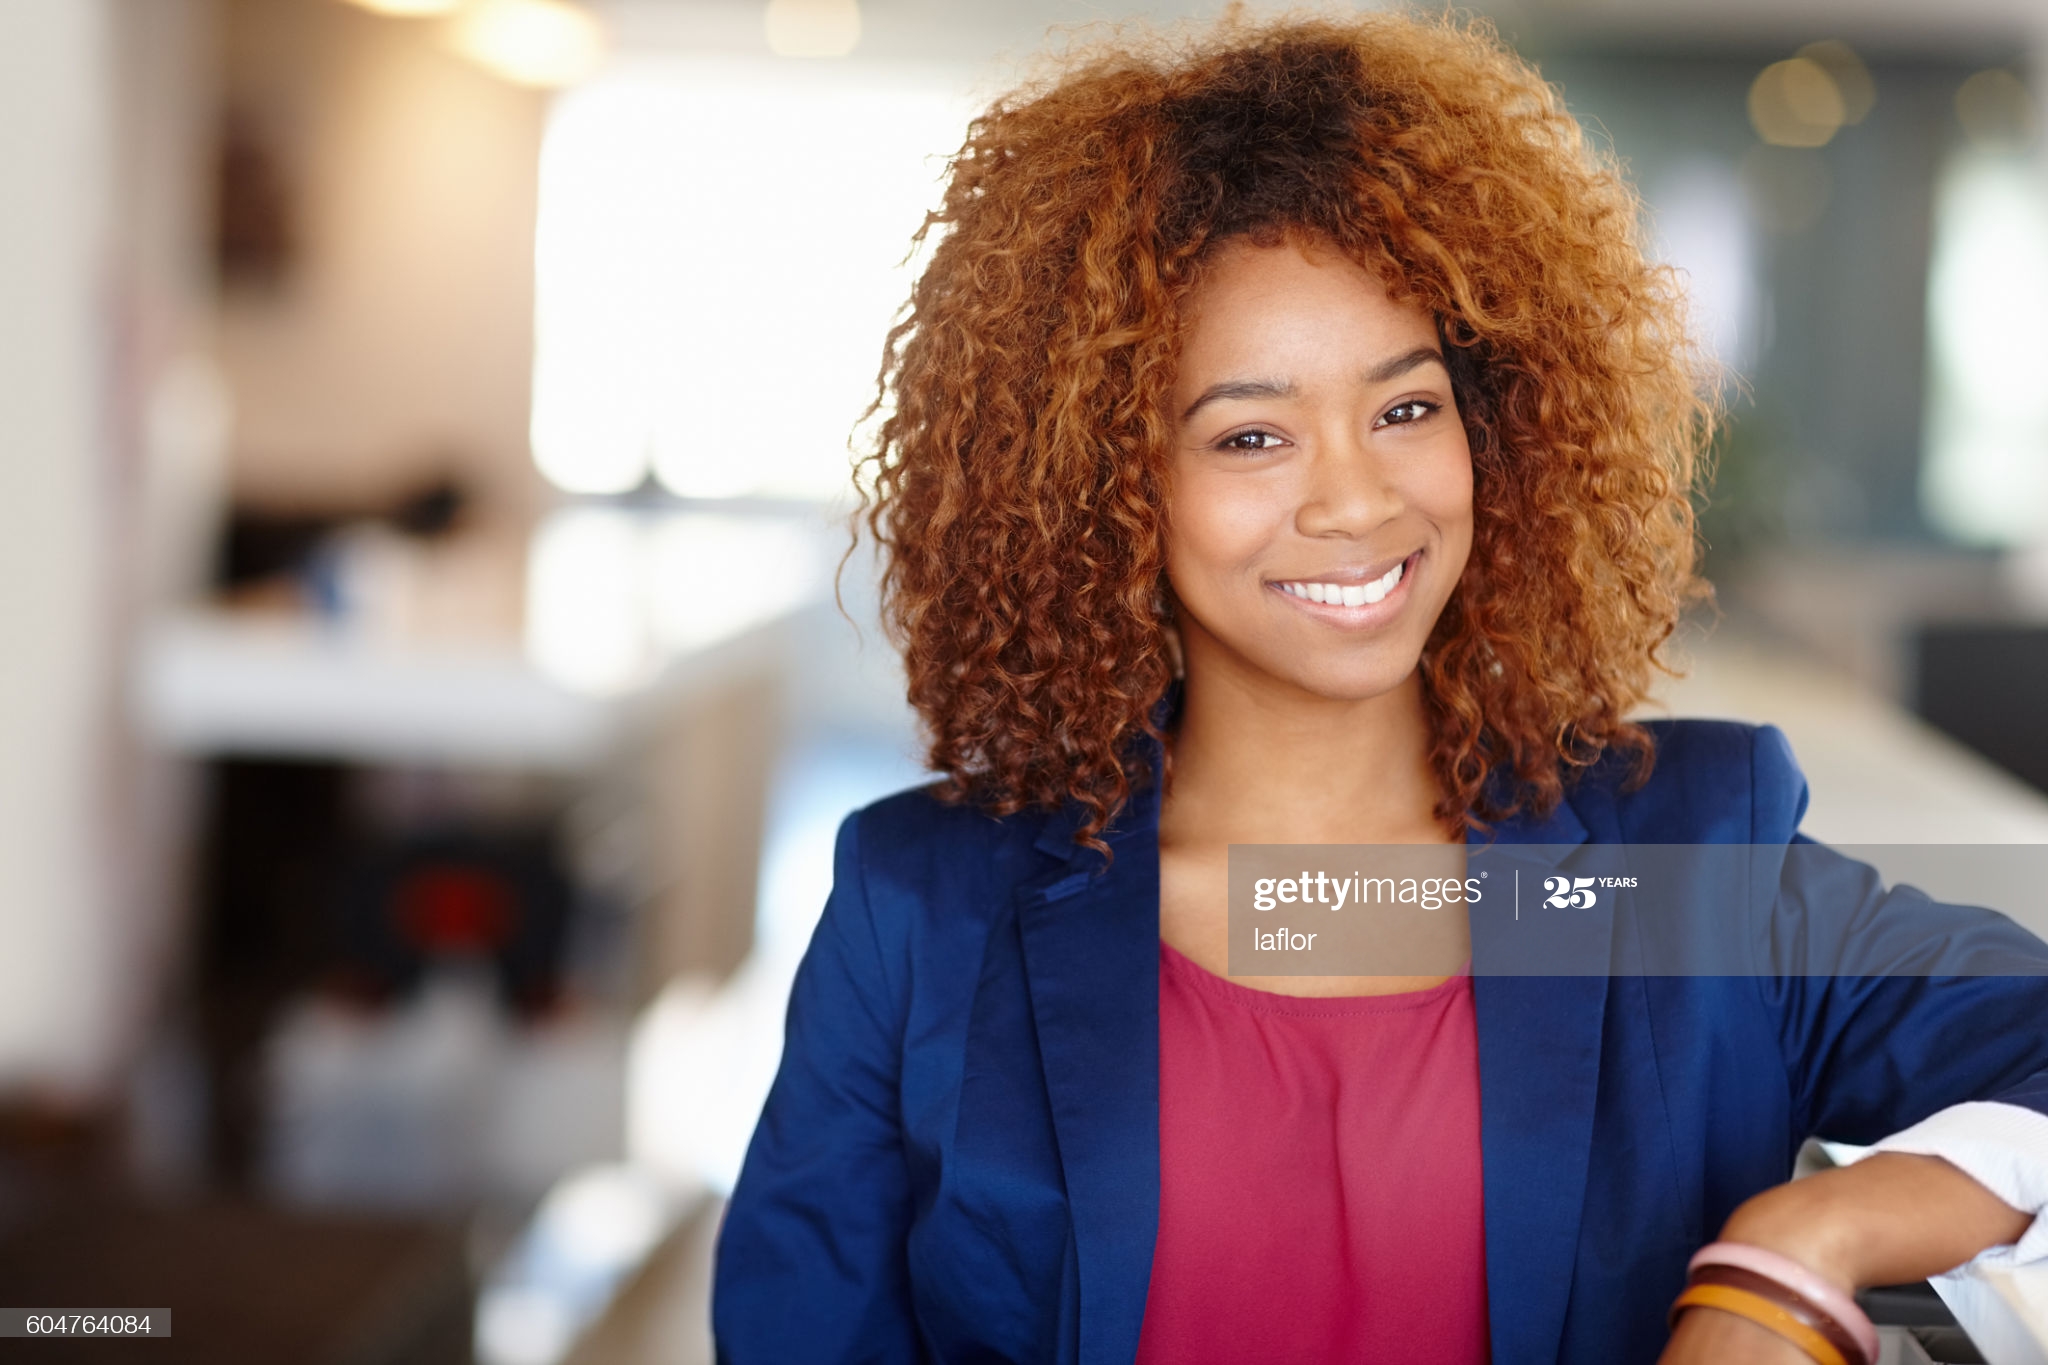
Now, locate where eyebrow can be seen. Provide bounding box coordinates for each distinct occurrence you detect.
[1363,344,1448,387]
[1178,345,1448,423]
[1179,378,1297,423]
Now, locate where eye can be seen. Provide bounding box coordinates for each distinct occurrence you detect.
[1217,428,1285,452]
[1375,399,1440,428]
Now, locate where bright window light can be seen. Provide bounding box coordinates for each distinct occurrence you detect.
[523,506,826,693]
[1647,160,1758,379]
[525,507,646,693]
[530,59,976,499]
[1921,148,2048,546]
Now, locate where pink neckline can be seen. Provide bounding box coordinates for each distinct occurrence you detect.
[1158,939,1472,1016]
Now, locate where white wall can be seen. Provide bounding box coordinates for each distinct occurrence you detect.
[0,0,222,1103]
[217,0,549,517]
[0,0,117,1095]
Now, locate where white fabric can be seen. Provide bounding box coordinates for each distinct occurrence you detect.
[1870,1101,2048,1271]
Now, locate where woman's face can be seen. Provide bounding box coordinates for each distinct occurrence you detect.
[1164,237,1474,703]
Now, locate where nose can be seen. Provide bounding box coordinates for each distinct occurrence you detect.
[1294,423,1402,539]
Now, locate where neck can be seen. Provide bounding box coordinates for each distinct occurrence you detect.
[1161,640,1450,850]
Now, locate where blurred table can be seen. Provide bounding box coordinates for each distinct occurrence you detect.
[1647,623,2048,846]
[0,1196,470,1364]
[136,609,623,771]
[134,604,797,773]
[133,504,831,774]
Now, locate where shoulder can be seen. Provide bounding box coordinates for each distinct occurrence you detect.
[1575,717,1811,844]
[831,779,1059,938]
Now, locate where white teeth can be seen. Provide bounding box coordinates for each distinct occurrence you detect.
[1278,558,1408,609]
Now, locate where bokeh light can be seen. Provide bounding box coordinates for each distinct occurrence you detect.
[1739,144,1832,234]
[1749,57,1847,148]
[1795,41,1875,125]
[446,0,606,89]
[339,0,464,15]
[1957,69,2036,149]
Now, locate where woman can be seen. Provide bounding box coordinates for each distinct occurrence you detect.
[712,11,2048,1363]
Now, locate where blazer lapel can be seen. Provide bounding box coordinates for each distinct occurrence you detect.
[1469,794,1614,1365]
[1017,783,1164,1365]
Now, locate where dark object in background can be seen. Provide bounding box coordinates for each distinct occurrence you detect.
[195,759,353,1185]
[192,760,577,1190]
[215,479,468,593]
[1861,1281,1986,1364]
[0,1196,469,1365]
[341,827,573,1013]
[215,105,298,290]
[1914,623,2048,795]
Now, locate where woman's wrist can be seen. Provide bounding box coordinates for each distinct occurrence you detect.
[1716,1151,2034,1295]
[1717,1177,1865,1294]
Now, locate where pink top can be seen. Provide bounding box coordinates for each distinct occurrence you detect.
[1135,942,1491,1364]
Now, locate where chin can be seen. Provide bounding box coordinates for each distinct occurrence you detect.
[1271,655,1423,703]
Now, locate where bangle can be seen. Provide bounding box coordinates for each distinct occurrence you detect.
[1687,1265,1870,1365]
[1687,1241,1879,1365]
[1670,1283,1850,1365]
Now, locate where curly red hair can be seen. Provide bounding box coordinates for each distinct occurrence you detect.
[857,8,1715,848]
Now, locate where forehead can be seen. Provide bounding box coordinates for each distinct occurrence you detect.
[1175,239,1440,384]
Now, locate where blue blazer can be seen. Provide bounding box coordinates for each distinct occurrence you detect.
[713,719,2048,1363]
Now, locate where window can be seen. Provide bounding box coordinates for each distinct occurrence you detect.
[529,58,976,499]
[1921,144,2048,546]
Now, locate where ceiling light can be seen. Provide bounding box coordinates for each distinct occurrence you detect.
[1749,58,1845,149]
[1795,41,1875,125]
[448,0,605,89]
[764,0,861,59]
[338,0,463,15]
[1956,69,2036,148]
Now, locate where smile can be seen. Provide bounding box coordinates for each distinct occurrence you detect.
[1273,553,1415,608]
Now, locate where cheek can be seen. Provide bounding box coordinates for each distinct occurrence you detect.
[1411,437,1476,540]
[1165,466,1291,581]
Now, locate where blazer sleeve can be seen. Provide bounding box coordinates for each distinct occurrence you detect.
[1745,724,2048,1147]
[712,810,925,1364]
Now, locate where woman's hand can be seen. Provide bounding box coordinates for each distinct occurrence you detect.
[1654,1151,2031,1364]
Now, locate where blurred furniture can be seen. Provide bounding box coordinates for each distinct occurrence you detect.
[1916,624,2048,797]
[1647,621,2048,847]
[1863,1283,1986,1363]
[131,504,821,1207]
[0,1196,469,1364]
[559,1198,720,1365]
[140,601,797,986]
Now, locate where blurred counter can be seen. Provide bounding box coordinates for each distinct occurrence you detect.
[1649,622,2048,844]
[133,504,829,774]
[137,609,620,771]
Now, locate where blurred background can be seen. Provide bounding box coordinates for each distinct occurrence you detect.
[2,0,2046,1360]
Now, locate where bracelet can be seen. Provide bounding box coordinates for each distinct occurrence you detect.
[1687,1241,1880,1365]
[1687,1265,1870,1365]
[1670,1283,1850,1365]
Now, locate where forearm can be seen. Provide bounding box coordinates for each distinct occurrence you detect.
[1719,1151,2033,1292]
